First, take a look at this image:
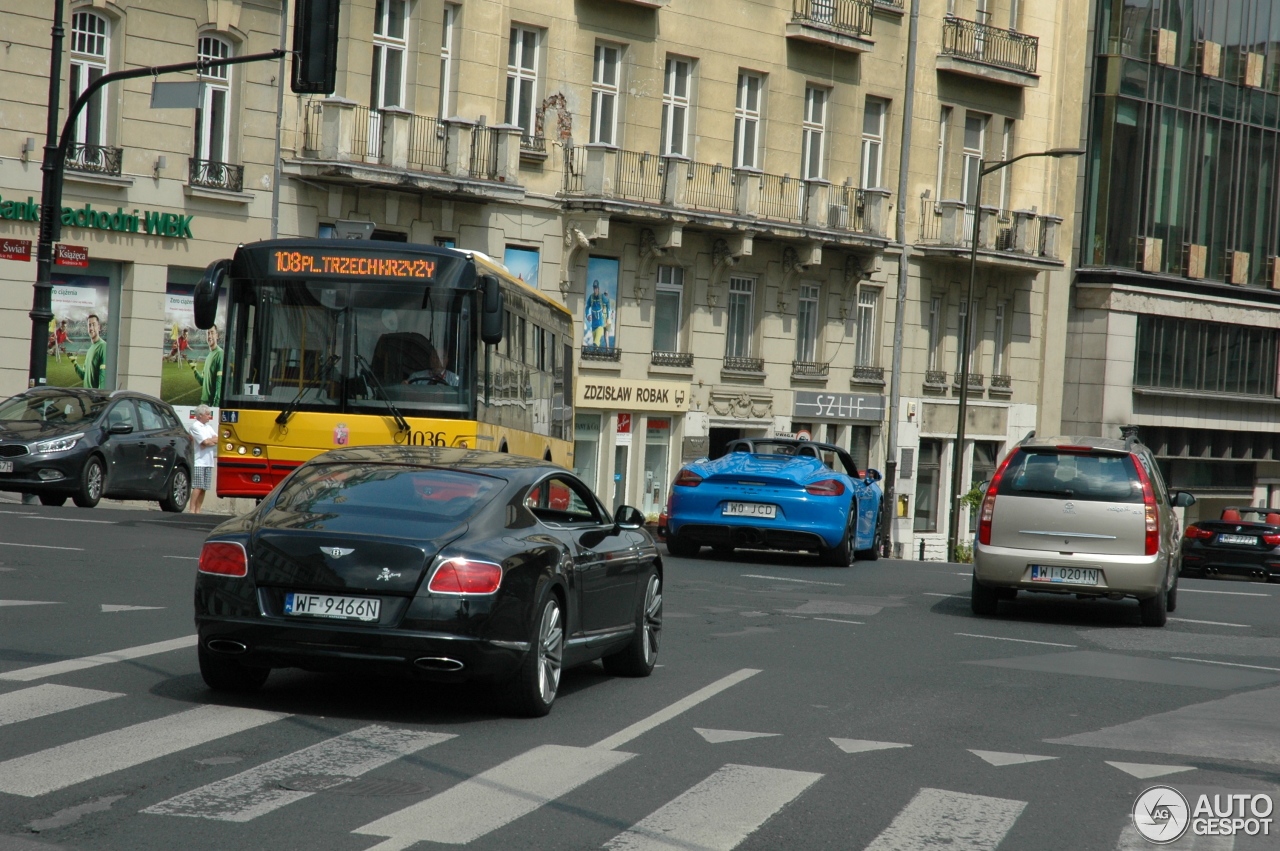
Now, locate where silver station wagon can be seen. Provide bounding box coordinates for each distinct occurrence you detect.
[971,434,1195,627]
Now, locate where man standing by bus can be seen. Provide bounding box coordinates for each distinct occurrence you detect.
[191,326,223,407]
[72,314,107,389]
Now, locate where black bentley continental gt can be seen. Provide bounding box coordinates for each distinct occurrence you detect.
[195,446,662,716]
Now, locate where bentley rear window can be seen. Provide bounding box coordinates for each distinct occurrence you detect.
[275,464,503,522]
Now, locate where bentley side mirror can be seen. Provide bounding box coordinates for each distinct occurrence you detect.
[614,505,645,530]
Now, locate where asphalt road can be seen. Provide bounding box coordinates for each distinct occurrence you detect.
[1,503,1279,850]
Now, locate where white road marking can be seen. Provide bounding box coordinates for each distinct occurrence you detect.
[740,574,844,587]
[862,787,1026,851]
[1168,617,1250,628]
[352,745,634,849]
[0,635,197,682]
[143,725,454,822]
[968,750,1057,767]
[1171,657,1280,673]
[593,668,762,751]
[602,763,822,851]
[0,684,122,727]
[163,556,199,561]
[694,729,780,744]
[813,617,864,624]
[955,632,1077,648]
[0,600,61,607]
[0,511,114,524]
[1180,588,1269,597]
[831,738,911,754]
[1115,822,1234,849]
[1105,761,1195,779]
[924,593,967,598]
[100,605,165,613]
[0,541,84,551]
[0,705,288,797]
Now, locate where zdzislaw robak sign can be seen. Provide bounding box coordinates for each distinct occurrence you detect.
[575,376,691,413]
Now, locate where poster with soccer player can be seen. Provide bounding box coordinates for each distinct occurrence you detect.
[583,256,619,349]
[46,276,111,389]
[161,282,227,414]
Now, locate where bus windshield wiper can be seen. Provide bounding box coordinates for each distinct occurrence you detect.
[276,353,340,426]
[353,354,410,435]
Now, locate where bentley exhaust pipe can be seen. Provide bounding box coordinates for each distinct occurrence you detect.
[414,657,465,672]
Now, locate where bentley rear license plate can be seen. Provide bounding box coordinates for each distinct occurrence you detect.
[1029,565,1100,585]
[723,502,776,519]
[284,592,380,622]
[1218,534,1258,545]
[0,461,11,473]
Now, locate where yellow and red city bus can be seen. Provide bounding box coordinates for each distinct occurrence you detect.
[193,239,573,498]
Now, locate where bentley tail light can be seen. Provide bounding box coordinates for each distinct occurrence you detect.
[1184,525,1214,540]
[674,469,703,487]
[805,479,846,497]
[977,449,1019,546]
[198,541,248,577]
[1130,455,1160,556]
[428,557,503,595]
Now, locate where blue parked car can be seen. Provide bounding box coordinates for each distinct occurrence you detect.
[664,438,883,565]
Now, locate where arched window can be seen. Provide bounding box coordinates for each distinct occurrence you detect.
[70,11,110,147]
[195,36,233,164]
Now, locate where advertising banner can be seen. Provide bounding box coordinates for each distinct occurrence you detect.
[161,282,227,412]
[584,256,619,348]
[504,246,540,289]
[46,275,111,389]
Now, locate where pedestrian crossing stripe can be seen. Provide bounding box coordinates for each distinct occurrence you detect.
[0,684,122,727]
[863,788,1027,851]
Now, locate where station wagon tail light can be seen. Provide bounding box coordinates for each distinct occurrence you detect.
[1184,525,1214,540]
[1130,455,1160,556]
[428,557,503,595]
[805,479,846,497]
[198,542,248,577]
[977,449,1019,546]
[674,469,703,488]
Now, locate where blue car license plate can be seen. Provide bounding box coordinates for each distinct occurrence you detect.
[723,502,776,518]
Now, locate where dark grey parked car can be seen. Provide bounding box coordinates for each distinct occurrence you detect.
[0,388,195,511]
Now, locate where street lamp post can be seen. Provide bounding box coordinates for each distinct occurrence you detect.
[945,147,1085,561]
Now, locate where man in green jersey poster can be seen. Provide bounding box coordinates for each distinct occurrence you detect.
[72,314,108,389]
[192,326,223,407]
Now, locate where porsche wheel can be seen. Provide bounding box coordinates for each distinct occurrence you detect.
[855,509,881,561]
[820,510,855,567]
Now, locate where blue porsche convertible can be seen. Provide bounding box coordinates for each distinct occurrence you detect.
[664,438,883,565]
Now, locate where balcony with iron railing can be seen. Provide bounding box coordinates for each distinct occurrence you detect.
[723,356,766,374]
[792,360,830,379]
[989,374,1013,394]
[561,144,888,242]
[651,351,693,369]
[924,370,948,389]
[788,0,875,53]
[851,365,886,384]
[581,345,622,363]
[939,16,1039,85]
[65,142,123,177]
[188,158,244,193]
[917,200,1064,266]
[952,372,985,391]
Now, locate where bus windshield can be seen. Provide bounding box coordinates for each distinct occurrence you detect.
[224,278,474,417]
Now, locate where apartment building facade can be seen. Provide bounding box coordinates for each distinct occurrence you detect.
[0,0,1087,554]
[1064,0,1280,522]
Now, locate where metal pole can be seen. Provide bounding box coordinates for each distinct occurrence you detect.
[946,161,984,560]
[28,1,66,389]
[883,0,922,558]
[270,0,290,239]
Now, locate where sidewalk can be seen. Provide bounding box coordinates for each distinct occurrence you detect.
[0,488,252,518]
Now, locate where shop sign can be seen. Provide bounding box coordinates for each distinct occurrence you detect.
[793,391,885,422]
[576,376,691,412]
[0,238,31,261]
[0,194,196,239]
[616,413,632,447]
[54,244,88,267]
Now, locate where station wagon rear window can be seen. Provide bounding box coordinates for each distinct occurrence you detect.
[999,450,1143,503]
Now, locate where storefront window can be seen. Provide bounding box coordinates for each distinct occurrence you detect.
[643,418,671,521]
[968,441,1001,532]
[850,426,871,471]
[573,414,601,492]
[914,439,942,533]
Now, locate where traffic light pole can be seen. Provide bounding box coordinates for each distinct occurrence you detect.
[28,48,284,389]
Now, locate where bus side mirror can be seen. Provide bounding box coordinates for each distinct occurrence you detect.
[481,275,503,346]
[194,259,229,330]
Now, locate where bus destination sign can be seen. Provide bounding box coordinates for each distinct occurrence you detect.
[273,249,437,280]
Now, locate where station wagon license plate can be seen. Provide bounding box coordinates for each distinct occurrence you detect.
[284,592,380,622]
[1218,534,1258,546]
[723,502,776,519]
[0,461,11,473]
[1029,565,1100,585]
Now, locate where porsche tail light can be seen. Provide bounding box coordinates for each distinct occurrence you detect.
[1184,525,1214,540]
[428,557,503,595]
[1130,454,1160,556]
[805,479,846,497]
[198,541,248,577]
[674,469,703,488]
[977,449,1019,546]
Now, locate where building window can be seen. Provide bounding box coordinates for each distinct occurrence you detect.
[802,86,826,180]
[998,118,1014,211]
[935,106,951,202]
[968,441,1002,532]
[927,295,943,371]
[439,4,457,118]
[991,302,1007,375]
[661,56,691,156]
[369,0,407,158]
[861,97,887,189]
[725,276,755,358]
[195,36,232,164]
[643,418,672,520]
[914,439,942,532]
[962,112,988,206]
[955,299,979,373]
[849,425,872,472]
[1134,315,1279,396]
[653,266,684,353]
[734,72,762,169]
[573,413,602,493]
[70,11,110,146]
[506,27,539,136]
[856,288,878,366]
[591,43,621,145]
[795,284,821,362]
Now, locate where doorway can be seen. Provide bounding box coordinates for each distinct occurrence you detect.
[708,427,743,460]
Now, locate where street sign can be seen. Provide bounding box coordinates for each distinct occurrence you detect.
[0,238,31,261]
[53,244,88,267]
